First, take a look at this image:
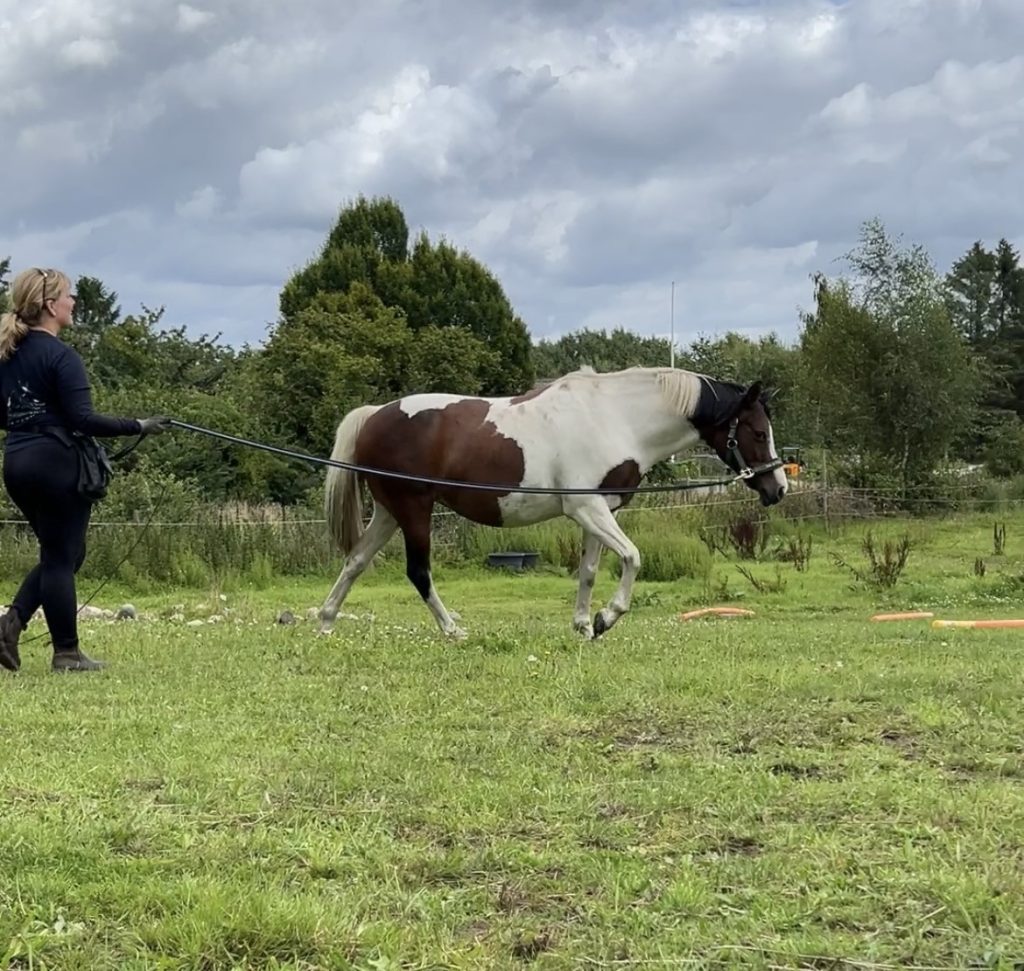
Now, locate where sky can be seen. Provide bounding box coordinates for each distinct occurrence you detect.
[2,0,1023,351]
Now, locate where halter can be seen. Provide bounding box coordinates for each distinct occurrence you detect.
[725,417,785,481]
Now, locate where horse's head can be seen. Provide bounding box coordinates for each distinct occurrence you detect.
[702,382,787,506]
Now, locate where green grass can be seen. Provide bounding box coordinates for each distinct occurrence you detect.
[3,513,1024,969]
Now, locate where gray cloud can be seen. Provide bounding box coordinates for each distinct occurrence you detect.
[3,0,1024,351]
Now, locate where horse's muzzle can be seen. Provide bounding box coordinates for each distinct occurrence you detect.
[759,484,786,507]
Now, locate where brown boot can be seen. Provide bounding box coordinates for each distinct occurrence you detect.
[0,608,24,672]
[51,649,106,672]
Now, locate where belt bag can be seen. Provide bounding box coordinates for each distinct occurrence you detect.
[74,433,114,501]
[25,425,114,501]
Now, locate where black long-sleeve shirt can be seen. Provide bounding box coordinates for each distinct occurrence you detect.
[0,330,141,453]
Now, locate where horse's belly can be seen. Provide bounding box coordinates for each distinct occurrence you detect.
[437,490,560,527]
[496,493,563,527]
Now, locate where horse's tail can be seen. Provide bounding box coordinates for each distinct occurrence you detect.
[325,405,380,555]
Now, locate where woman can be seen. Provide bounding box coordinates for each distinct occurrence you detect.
[0,267,171,672]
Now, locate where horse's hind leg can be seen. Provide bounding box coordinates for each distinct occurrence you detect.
[566,499,640,638]
[400,509,466,640]
[572,532,604,638]
[319,505,398,633]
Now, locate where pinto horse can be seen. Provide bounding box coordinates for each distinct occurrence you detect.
[317,366,786,640]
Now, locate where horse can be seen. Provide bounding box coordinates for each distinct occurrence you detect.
[317,366,787,640]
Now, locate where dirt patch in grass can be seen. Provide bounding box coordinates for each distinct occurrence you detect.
[878,727,922,760]
[695,834,763,858]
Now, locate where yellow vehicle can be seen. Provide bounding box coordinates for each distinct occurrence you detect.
[781,446,804,478]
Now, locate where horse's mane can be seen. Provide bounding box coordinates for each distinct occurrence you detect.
[539,365,707,419]
[654,369,705,418]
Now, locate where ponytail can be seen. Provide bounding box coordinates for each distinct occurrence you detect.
[0,310,28,362]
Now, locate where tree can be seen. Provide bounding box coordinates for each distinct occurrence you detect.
[532,327,673,378]
[992,238,1024,339]
[0,257,10,315]
[799,220,979,495]
[946,242,997,347]
[406,326,501,395]
[402,234,532,393]
[276,196,533,397]
[66,276,121,363]
[945,239,1024,444]
[799,274,892,480]
[252,283,413,458]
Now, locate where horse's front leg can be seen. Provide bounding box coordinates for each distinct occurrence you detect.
[572,532,604,638]
[566,499,640,638]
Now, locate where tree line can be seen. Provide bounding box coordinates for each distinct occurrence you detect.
[2,199,1023,505]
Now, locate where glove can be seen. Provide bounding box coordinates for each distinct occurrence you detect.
[137,416,173,436]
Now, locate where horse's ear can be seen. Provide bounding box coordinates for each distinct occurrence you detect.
[741,381,763,410]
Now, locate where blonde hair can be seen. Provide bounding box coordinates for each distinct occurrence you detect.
[0,267,72,361]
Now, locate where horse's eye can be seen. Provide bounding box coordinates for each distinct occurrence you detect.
[754,431,768,443]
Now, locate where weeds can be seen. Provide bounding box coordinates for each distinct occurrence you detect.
[830,531,912,590]
[728,513,770,559]
[775,533,813,571]
[701,511,770,560]
[736,564,788,594]
[994,522,1007,556]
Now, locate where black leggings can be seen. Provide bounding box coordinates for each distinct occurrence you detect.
[3,438,92,652]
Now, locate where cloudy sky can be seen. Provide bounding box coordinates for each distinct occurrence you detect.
[2,0,1022,350]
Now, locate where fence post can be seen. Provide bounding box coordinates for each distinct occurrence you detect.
[821,448,830,534]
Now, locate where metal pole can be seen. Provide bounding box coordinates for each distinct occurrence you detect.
[669,281,676,464]
[670,280,675,369]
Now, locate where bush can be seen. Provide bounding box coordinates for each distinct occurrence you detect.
[612,532,713,583]
[830,530,912,590]
[984,420,1024,478]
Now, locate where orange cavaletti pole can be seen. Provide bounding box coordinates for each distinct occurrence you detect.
[870,612,934,622]
[931,619,1024,630]
[679,607,755,621]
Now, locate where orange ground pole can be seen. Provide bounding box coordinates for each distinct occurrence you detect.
[870,611,934,622]
[931,618,1024,630]
[679,607,756,621]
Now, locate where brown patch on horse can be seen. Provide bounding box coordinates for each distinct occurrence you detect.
[600,459,641,509]
[355,399,525,527]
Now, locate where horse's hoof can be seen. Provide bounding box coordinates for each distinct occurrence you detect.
[445,626,468,641]
[574,622,594,639]
[592,612,608,638]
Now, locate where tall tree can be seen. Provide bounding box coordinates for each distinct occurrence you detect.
[403,234,532,393]
[0,257,10,314]
[800,220,979,495]
[989,240,1024,425]
[65,275,121,364]
[945,242,997,347]
[276,196,533,395]
[280,197,410,319]
[946,239,1024,439]
[992,238,1024,339]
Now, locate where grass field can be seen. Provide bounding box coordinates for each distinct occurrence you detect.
[3,512,1024,969]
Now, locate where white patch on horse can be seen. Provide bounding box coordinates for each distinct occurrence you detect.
[767,423,787,493]
[488,368,705,526]
[399,394,475,418]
